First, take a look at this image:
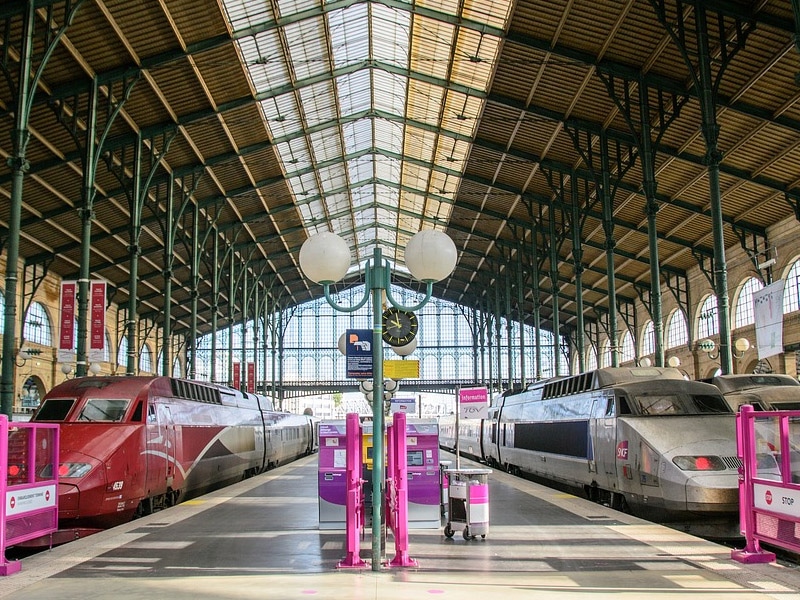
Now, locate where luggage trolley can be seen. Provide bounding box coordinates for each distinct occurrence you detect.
[443,468,491,540]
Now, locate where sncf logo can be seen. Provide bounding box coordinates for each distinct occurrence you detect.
[616,441,629,460]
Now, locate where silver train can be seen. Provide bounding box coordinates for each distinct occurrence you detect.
[440,367,742,538]
[701,373,800,411]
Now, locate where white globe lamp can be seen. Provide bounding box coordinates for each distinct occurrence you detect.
[299,232,351,284]
[404,230,457,283]
[392,337,417,356]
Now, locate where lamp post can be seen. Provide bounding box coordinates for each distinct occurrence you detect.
[299,229,456,570]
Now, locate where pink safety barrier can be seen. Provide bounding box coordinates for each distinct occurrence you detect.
[337,413,368,568]
[387,411,417,567]
[1,414,60,575]
[731,404,800,563]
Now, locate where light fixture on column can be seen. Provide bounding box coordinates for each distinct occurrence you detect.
[299,228,456,571]
[697,338,718,359]
[732,337,751,359]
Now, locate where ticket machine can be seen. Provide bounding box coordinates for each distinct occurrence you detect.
[317,420,348,529]
[405,419,441,528]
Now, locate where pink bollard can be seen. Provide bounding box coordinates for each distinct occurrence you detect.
[337,413,368,569]
[388,411,418,567]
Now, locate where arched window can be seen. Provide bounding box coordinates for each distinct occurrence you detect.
[620,330,635,363]
[734,277,763,328]
[118,336,128,367]
[103,330,111,362]
[697,294,718,338]
[585,346,597,371]
[600,339,612,368]
[139,344,153,372]
[173,357,182,378]
[641,320,654,356]
[24,302,53,346]
[666,309,688,350]
[784,259,800,314]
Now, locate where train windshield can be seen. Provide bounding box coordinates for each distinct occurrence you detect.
[631,393,731,415]
[77,399,130,422]
[31,398,75,421]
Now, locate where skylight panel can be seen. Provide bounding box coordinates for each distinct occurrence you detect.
[373,70,407,118]
[355,209,376,230]
[299,81,338,128]
[450,29,499,92]
[329,4,370,68]
[275,139,311,170]
[406,80,445,126]
[337,71,372,116]
[261,94,303,139]
[348,154,374,183]
[374,154,401,181]
[374,119,404,155]
[283,18,329,81]
[275,0,319,19]
[376,183,399,209]
[241,34,291,92]
[222,0,276,31]
[402,163,431,191]
[308,129,343,164]
[342,119,373,155]
[318,163,348,192]
[463,0,514,30]
[351,184,374,208]
[323,191,350,214]
[442,92,483,137]
[372,4,411,69]
[410,16,455,81]
[404,126,437,162]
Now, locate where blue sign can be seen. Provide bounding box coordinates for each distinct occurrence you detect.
[345,329,373,379]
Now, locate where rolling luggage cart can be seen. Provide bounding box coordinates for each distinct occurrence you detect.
[443,468,491,540]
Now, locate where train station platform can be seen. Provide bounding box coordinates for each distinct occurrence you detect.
[3,453,800,600]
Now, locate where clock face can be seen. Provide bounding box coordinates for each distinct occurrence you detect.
[381,308,418,347]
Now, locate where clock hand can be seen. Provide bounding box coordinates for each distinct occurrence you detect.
[392,318,403,329]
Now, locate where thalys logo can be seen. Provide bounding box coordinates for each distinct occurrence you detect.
[616,441,629,460]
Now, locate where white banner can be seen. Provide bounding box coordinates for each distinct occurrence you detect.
[753,279,784,359]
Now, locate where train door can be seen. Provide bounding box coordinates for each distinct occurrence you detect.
[590,391,617,490]
[161,405,176,488]
[145,402,175,495]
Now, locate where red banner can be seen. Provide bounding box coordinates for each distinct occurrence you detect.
[232,362,241,390]
[89,281,106,361]
[59,281,76,352]
[247,362,255,393]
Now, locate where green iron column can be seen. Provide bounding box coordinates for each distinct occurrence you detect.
[571,181,585,374]
[162,174,175,376]
[599,132,618,368]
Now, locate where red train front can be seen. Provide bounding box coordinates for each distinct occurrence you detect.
[24,375,288,545]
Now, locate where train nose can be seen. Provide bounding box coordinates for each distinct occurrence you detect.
[685,473,740,512]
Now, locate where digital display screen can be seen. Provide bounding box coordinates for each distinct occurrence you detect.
[407,450,424,467]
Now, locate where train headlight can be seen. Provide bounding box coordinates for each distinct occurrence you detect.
[672,456,726,471]
[58,462,93,478]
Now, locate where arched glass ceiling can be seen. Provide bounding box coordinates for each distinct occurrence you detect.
[221,0,512,272]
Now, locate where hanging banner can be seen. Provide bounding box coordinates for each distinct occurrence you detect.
[58,281,77,363]
[247,362,255,393]
[89,280,107,363]
[232,362,241,390]
[753,279,785,359]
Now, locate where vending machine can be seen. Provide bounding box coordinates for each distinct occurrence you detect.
[317,420,348,529]
[405,419,441,528]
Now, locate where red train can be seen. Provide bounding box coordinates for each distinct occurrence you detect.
[19,376,318,545]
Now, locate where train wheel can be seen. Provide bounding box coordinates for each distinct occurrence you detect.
[444,524,454,538]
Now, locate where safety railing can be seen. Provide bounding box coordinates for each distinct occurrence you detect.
[732,404,800,563]
[1,415,60,576]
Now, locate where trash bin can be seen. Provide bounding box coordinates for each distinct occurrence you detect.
[443,468,491,540]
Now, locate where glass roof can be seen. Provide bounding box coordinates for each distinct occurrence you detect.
[222,0,512,270]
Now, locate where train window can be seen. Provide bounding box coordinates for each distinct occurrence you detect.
[605,398,615,417]
[772,402,800,410]
[618,397,633,415]
[635,395,681,415]
[690,394,731,414]
[131,400,144,422]
[77,399,130,422]
[32,398,74,421]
